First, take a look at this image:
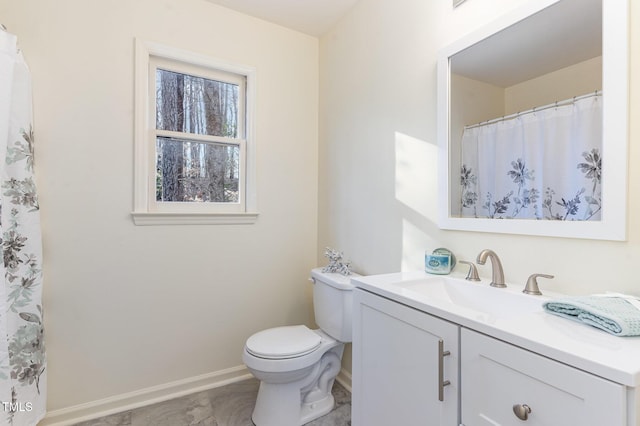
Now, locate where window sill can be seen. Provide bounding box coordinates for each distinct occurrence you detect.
[131,211,259,226]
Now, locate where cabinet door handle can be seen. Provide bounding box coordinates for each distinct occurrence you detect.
[513,404,532,420]
[438,339,451,402]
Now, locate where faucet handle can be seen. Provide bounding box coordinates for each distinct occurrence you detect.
[523,273,554,295]
[459,260,481,281]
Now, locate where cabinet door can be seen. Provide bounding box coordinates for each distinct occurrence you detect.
[352,289,459,426]
[461,328,626,426]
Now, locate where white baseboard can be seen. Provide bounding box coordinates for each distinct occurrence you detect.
[335,367,352,393]
[41,365,353,426]
[39,365,252,426]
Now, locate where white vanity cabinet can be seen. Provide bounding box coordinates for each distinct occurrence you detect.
[461,328,626,426]
[352,288,459,426]
[352,281,637,426]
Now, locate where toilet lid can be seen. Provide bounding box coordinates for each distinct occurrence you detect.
[246,325,322,359]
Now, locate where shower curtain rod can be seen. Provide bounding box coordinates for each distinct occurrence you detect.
[464,90,601,130]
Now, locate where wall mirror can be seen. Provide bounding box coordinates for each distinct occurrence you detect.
[437,0,628,240]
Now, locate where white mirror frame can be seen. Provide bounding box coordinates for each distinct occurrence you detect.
[437,0,628,241]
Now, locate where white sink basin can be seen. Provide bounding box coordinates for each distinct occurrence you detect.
[394,276,545,319]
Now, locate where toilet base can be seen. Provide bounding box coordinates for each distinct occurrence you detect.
[249,345,343,426]
[252,380,305,426]
[300,393,335,424]
[251,382,336,426]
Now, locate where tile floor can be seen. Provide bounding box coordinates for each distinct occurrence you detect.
[73,378,351,426]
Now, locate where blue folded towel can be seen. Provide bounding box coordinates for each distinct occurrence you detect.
[543,294,640,336]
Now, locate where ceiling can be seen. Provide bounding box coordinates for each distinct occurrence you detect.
[204,0,602,85]
[451,0,602,87]
[204,0,360,36]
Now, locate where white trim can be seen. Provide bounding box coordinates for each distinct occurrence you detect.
[335,367,353,393]
[131,211,259,225]
[133,38,258,224]
[39,364,351,425]
[39,365,252,426]
[151,56,246,90]
[155,129,245,146]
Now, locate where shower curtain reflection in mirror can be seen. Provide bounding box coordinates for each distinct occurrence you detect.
[459,93,602,221]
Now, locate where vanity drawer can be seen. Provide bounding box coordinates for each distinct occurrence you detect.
[461,328,626,426]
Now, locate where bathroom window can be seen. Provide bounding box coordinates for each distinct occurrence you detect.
[132,40,257,225]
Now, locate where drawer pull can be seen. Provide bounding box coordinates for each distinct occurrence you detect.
[438,339,451,402]
[513,404,532,420]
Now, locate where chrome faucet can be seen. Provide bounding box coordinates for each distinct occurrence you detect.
[523,273,554,295]
[476,249,506,288]
[459,260,480,281]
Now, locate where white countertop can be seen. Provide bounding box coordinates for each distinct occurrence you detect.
[352,270,640,387]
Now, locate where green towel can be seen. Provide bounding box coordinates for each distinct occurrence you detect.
[543,294,640,336]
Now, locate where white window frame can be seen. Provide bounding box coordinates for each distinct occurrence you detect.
[132,39,258,225]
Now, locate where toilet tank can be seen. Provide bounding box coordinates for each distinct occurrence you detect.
[310,268,359,342]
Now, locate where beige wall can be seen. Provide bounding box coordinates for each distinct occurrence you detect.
[505,56,602,114]
[320,0,639,369]
[1,0,319,413]
[452,56,602,129]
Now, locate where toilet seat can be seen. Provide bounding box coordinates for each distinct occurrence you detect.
[246,325,322,359]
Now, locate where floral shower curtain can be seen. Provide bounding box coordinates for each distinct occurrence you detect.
[0,29,46,425]
[459,94,602,221]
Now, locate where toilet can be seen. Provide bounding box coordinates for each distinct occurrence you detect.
[242,268,357,426]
